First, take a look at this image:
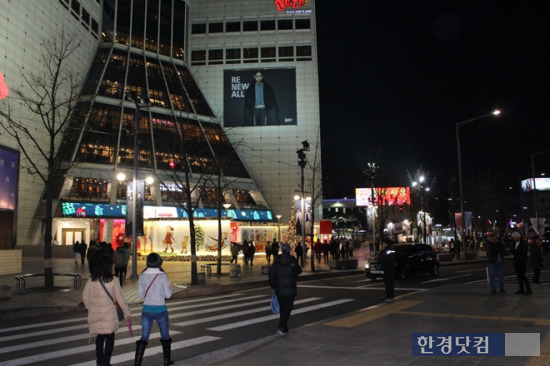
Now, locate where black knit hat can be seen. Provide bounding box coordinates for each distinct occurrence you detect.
[146,253,163,268]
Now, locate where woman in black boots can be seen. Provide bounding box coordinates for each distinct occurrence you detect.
[135,253,174,365]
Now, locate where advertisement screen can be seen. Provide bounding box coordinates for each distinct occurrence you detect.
[355,187,411,207]
[223,68,297,127]
[0,145,19,210]
[521,178,550,192]
[61,202,273,222]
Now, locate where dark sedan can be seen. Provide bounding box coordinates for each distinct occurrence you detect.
[365,243,440,280]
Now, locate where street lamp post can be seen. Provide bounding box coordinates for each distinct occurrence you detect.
[455,109,500,261]
[276,214,282,241]
[531,151,550,235]
[297,140,313,271]
[364,163,378,251]
[412,176,428,244]
[126,91,150,279]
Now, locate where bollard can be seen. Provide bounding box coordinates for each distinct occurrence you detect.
[197,272,206,283]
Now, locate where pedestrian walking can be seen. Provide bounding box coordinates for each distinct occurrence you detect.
[321,240,330,264]
[135,253,174,366]
[230,242,240,264]
[122,243,130,279]
[530,236,544,284]
[313,239,322,264]
[487,235,506,293]
[511,232,532,295]
[247,241,256,265]
[82,255,131,366]
[73,241,80,264]
[79,241,87,265]
[113,246,126,286]
[295,241,304,266]
[268,243,302,336]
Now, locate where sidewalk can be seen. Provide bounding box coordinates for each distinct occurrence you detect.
[215,281,550,365]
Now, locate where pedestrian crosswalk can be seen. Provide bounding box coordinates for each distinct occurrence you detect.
[467,271,550,285]
[0,293,354,365]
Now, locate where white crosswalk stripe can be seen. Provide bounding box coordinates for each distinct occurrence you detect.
[0,293,355,365]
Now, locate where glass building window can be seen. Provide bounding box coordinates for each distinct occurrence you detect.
[191,50,206,65]
[260,20,276,31]
[278,19,293,30]
[209,49,223,65]
[261,47,276,63]
[243,48,258,63]
[209,22,223,33]
[243,20,258,31]
[225,48,241,64]
[70,177,110,201]
[91,18,99,38]
[296,45,312,61]
[295,18,311,30]
[192,23,207,34]
[278,46,294,61]
[59,0,69,10]
[71,0,80,20]
[81,8,90,25]
[226,21,241,33]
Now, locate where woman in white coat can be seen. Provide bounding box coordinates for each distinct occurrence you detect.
[135,252,174,366]
[82,254,131,366]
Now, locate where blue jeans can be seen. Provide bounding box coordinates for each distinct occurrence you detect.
[140,310,170,342]
[489,262,504,290]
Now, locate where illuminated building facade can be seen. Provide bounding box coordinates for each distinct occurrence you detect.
[0,0,321,249]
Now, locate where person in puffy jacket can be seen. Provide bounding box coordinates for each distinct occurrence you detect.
[82,255,131,366]
[268,243,302,336]
[135,253,174,366]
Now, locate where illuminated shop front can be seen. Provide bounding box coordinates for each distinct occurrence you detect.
[53,202,282,255]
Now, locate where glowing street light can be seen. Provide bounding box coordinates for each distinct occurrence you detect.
[455,109,501,260]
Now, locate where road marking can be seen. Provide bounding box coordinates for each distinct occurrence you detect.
[422,274,471,283]
[325,300,423,328]
[173,297,322,327]
[69,335,220,366]
[3,331,180,366]
[399,310,550,326]
[207,298,354,331]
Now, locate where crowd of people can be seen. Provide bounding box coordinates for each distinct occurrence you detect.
[485,232,546,296]
[78,235,362,363]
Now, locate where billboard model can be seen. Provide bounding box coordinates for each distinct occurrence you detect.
[356,187,411,207]
[224,68,297,127]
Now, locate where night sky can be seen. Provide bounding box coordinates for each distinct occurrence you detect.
[316,2,550,202]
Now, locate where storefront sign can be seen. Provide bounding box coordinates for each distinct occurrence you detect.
[274,0,308,12]
[61,202,273,222]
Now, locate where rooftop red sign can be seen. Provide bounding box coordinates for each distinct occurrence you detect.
[274,0,308,12]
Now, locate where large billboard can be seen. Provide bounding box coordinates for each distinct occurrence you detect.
[522,178,550,192]
[223,68,297,127]
[356,187,411,207]
[0,145,19,210]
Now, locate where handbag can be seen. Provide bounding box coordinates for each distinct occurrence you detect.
[99,279,125,321]
[270,290,280,314]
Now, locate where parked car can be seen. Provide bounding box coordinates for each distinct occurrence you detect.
[365,243,440,280]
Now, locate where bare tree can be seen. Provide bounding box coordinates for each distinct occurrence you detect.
[159,123,247,284]
[0,32,83,288]
[304,133,323,272]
